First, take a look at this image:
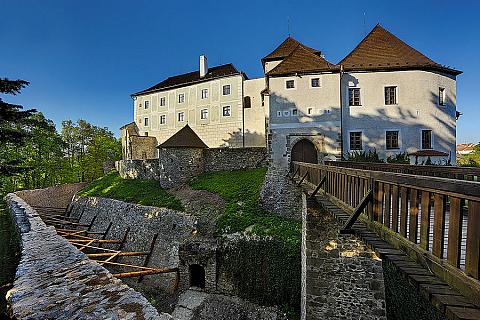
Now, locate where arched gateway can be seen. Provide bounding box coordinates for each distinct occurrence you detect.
[291,139,318,164]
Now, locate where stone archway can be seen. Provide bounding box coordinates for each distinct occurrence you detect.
[291,139,318,164]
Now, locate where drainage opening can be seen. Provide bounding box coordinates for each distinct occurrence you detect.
[189,264,205,288]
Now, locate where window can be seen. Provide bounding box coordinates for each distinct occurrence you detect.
[385,86,397,105]
[178,93,185,103]
[201,88,208,99]
[276,111,282,117]
[144,117,149,126]
[349,88,361,106]
[439,87,445,106]
[222,106,231,117]
[244,96,251,108]
[421,130,432,149]
[178,112,185,122]
[311,78,320,87]
[286,80,295,89]
[283,110,290,117]
[350,132,362,150]
[200,109,208,119]
[386,131,400,150]
[159,97,166,106]
[291,109,298,116]
[223,85,231,95]
[307,108,313,115]
[144,101,149,109]
[160,115,166,124]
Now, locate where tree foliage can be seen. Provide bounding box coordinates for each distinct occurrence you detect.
[1,77,121,196]
[458,144,480,167]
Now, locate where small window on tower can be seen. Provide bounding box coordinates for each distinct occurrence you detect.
[144,101,150,109]
[439,87,445,106]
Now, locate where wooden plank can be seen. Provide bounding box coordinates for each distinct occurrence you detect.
[447,197,463,268]
[384,184,391,228]
[373,182,384,223]
[400,187,408,237]
[409,189,419,243]
[432,194,446,259]
[419,191,431,250]
[465,200,480,279]
[391,185,399,232]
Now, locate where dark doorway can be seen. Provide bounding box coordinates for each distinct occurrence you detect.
[291,139,318,164]
[189,264,205,288]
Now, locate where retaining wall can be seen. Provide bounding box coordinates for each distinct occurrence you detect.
[5,191,171,320]
[69,195,196,312]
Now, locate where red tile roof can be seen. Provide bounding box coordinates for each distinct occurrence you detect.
[262,36,320,64]
[266,44,338,76]
[339,24,461,76]
[158,124,208,149]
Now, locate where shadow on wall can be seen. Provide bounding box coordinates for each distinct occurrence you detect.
[220,129,267,148]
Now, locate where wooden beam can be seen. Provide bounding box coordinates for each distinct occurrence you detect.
[309,174,326,198]
[340,189,373,233]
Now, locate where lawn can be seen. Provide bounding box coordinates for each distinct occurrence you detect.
[78,171,184,211]
[190,168,301,252]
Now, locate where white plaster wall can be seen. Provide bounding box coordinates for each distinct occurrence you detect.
[342,70,457,163]
[133,74,244,148]
[244,77,268,147]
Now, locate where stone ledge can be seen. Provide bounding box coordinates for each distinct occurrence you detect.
[5,192,172,320]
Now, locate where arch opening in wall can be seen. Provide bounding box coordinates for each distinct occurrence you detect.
[291,139,318,164]
[189,264,205,288]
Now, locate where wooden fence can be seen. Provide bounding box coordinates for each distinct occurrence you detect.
[325,161,480,181]
[292,161,480,281]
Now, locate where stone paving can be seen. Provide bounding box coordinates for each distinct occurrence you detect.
[304,200,387,320]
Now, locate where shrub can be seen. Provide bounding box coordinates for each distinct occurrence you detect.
[346,149,384,163]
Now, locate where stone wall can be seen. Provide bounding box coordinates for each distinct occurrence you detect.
[69,195,196,312]
[260,165,303,219]
[159,148,205,188]
[5,192,171,320]
[203,147,267,172]
[116,147,267,188]
[15,182,87,209]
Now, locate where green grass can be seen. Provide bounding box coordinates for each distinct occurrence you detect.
[78,171,184,211]
[190,168,301,252]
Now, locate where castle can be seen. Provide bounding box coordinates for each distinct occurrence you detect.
[121,24,461,167]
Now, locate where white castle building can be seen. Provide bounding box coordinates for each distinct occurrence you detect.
[122,24,461,166]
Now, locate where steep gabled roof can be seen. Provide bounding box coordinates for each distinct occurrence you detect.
[267,44,338,76]
[339,24,461,76]
[133,64,241,96]
[158,124,208,149]
[262,36,320,64]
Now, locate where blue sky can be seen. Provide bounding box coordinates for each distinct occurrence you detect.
[1,0,478,142]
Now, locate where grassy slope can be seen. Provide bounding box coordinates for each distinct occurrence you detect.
[78,171,184,211]
[190,168,301,252]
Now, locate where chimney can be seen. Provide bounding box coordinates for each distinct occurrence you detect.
[199,55,208,78]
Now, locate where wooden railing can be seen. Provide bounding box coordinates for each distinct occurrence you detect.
[325,161,480,181]
[292,161,480,281]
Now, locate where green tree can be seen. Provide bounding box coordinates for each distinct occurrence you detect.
[458,144,480,166]
[84,133,121,181]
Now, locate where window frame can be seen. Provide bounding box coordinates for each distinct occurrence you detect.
[349,131,363,151]
[178,93,185,104]
[144,100,150,109]
[384,86,398,105]
[439,87,446,106]
[385,130,400,150]
[200,108,209,120]
[222,105,231,117]
[159,96,166,107]
[310,77,321,88]
[144,117,149,127]
[201,88,209,99]
[177,112,185,122]
[222,84,231,96]
[159,114,166,125]
[421,129,433,150]
[348,87,361,106]
[291,108,298,116]
[285,79,295,90]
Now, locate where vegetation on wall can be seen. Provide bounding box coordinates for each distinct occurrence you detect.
[78,171,184,211]
[345,149,384,163]
[0,77,121,197]
[190,168,301,253]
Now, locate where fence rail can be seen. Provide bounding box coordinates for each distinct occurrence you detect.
[292,161,480,281]
[325,161,480,181]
